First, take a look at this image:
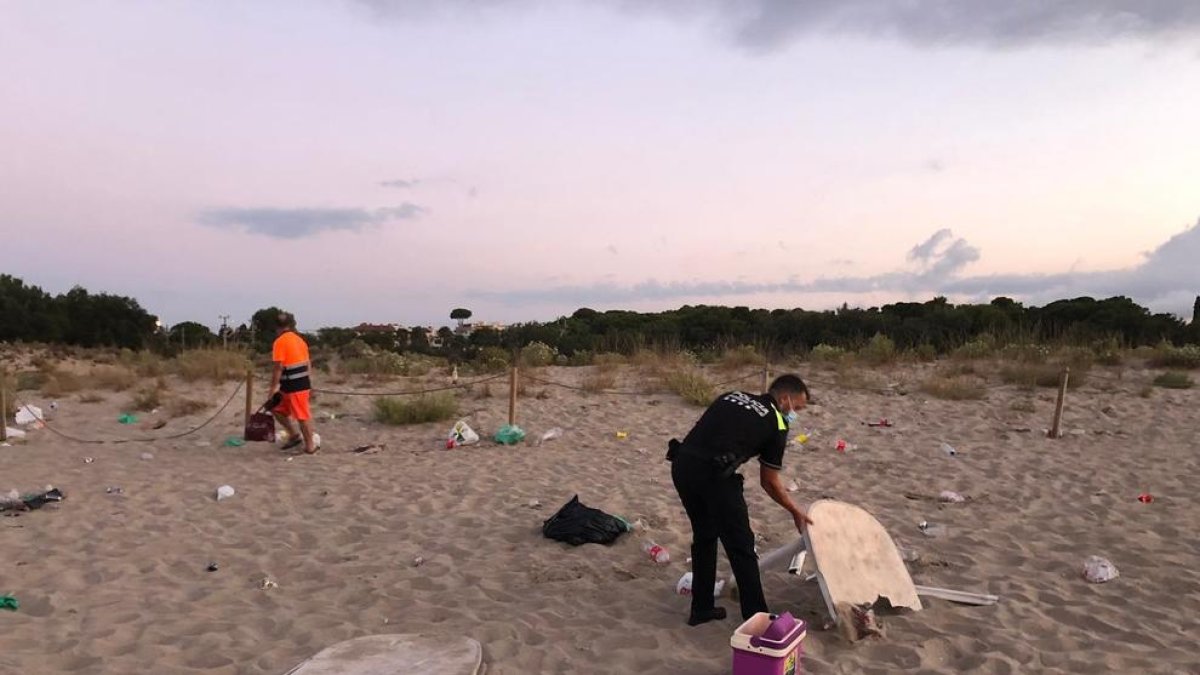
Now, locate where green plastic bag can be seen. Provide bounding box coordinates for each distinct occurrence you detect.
[224,436,246,447]
[117,413,137,425]
[493,424,526,445]
[0,595,18,611]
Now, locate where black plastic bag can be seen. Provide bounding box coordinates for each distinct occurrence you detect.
[542,495,627,546]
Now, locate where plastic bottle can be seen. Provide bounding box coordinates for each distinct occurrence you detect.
[642,540,670,564]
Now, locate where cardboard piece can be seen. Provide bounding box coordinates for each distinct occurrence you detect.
[804,499,923,622]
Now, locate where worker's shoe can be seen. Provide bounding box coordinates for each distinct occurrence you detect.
[687,606,727,626]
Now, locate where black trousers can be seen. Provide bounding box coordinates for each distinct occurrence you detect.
[671,457,768,620]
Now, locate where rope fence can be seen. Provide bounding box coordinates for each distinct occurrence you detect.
[0,356,1150,445]
[7,380,244,445]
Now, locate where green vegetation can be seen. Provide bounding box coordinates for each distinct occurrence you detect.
[920,375,987,400]
[373,394,458,425]
[663,370,715,406]
[1147,343,1200,369]
[1152,372,1194,389]
[176,349,248,382]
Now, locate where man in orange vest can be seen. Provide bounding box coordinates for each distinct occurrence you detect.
[270,312,318,453]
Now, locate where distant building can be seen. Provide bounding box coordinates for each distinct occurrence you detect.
[454,321,507,336]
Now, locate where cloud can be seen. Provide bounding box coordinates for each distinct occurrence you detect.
[198,203,425,239]
[380,179,420,189]
[468,219,1200,317]
[354,1,1200,50]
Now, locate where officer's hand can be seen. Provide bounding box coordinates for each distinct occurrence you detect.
[792,509,813,533]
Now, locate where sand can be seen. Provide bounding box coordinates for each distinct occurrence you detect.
[1,361,1198,674]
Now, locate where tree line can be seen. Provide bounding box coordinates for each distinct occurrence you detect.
[1,274,1196,357]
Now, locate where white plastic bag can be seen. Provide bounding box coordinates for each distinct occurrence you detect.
[216,485,235,501]
[939,490,966,503]
[448,420,480,446]
[15,405,42,426]
[1082,556,1119,583]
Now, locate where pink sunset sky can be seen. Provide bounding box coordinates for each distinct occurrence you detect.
[3,1,1198,332]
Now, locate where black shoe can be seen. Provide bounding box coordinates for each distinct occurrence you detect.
[687,606,728,626]
[280,437,302,450]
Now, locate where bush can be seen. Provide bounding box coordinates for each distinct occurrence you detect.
[859,334,897,366]
[663,370,715,407]
[565,350,595,367]
[41,369,83,396]
[808,344,846,364]
[519,341,557,368]
[1147,343,1200,370]
[129,385,164,412]
[920,375,987,400]
[91,365,136,391]
[719,345,765,370]
[952,336,995,360]
[474,347,511,373]
[176,349,248,382]
[910,343,938,363]
[1009,399,1036,413]
[121,350,170,377]
[1153,372,1194,389]
[593,352,626,368]
[15,370,47,391]
[1000,363,1088,390]
[373,393,458,425]
[1092,337,1124,366]
[997,343,1049,364]
[581,371,617,393]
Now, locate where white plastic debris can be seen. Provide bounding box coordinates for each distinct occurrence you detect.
[938,490,966,503]
[537,427,564,445]
[675,572,726,598]
[259,577,278,590]
[918,520,947,537]
[786,479,800,493]
[4,427,26,439]
[215,485,235,501]
[1082,556,1119,583]
[447,420,480,446]
[140,452,154,461]
[15,405,42,426]
[940,442,958,456]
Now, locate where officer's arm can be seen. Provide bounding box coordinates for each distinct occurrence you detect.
[759,466,813,527]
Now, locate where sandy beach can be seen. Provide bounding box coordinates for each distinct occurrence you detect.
[1,359,1198,674]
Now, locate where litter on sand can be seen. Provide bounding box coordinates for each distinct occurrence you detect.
[1082,556,1119,583]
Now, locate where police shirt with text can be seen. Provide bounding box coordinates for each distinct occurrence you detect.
[681,391,788,471]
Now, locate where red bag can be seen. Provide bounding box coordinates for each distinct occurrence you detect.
[244,412,275,442]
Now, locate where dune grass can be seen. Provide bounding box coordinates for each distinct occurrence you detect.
[373,393,458,425]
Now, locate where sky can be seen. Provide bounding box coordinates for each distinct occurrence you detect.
[2,0,1198,331]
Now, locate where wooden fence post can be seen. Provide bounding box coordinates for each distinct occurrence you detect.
[1049,366,1069,439]
[0,370,8,443]
[762,362,771,392]
[244,367,254,427]
[508,364,519,427]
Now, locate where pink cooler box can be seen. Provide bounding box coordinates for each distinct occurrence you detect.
[730,612,806,675]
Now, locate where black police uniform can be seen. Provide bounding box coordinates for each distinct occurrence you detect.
[668,390,788,622]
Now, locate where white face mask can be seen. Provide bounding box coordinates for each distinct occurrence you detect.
[784,409,799,425]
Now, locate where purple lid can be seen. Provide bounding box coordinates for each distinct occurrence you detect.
[750,612,805,649]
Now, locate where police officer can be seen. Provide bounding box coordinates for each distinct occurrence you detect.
[668,374,812,626]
